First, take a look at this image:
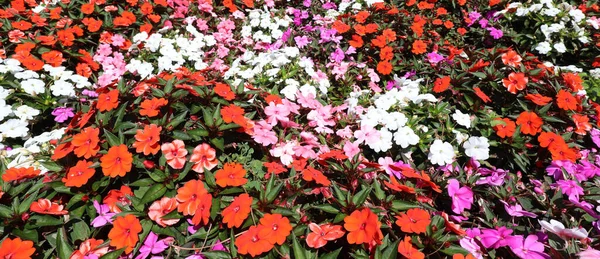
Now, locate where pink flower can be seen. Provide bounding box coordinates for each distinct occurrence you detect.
[343,140,360,158]
[135,232,172,259]
[555,180,584,201]
[161,140,188,169]
[148,197,179,227]
[578,248,600,259]
[353,125,380,145]
[264,102,290,126]
[480,227,515,249]
[189,143,218,173]
[252,120,278,146]
[447,179,473,214]
[500,201,537,218]
[507,235,548,259]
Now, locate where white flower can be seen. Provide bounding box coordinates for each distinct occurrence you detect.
[539,219,588,240]
[569,9,585,23]
[542,7,561,17]
[428,139,455,166]
[14,105,40,121]
[269,141,296,166]
[0,119,29,138]
[535,42,552,54]
[280,84,298,101]
[368,129,393,153]
[20,79,46,95]
[463,136,490,160]
[590,68,600,79]
[515,7,530,16]
[453,129,469,144]
[0,101,12,121]
[384,112,408,131]
[452,110,472,128]
[14,70,39,80]
[0,88,10,100]
[4,59,23,72]
[553,42,567,53]
[50,80,75,96]
[394,126,419,148]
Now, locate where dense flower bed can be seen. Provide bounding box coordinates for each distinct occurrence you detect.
[1,0,600,258]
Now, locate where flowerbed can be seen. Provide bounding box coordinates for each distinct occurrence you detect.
[1,0,600,258]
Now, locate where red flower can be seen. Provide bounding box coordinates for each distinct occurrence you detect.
[556,89,578,110]
[258,213,293,245]
[30,198,68,215]
[395,208,431,234]
[433,76,451,93]
[502,72,528,94]
[97,89,119,112]
[516,111,543,136]
[343,208,383,245]
[306,223,345,248]
[221,193,253,228]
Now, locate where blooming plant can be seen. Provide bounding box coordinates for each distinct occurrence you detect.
[1,0,600,258]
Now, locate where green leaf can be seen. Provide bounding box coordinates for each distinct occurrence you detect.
[311,204,340,214]
[141,184,167,204]
[391,200,419,211]
[0,204,13,218]
[320,248,342,259]
[265,183,283,204]
[382,239,400,259]
[211,137,224,151]
[28,215,63,227]
[292,233,308,259]
[104,130,122,146]
[351,186,372,206]
[100,248,125,259]
[69,219,91,242]
[57,228,73,259]
[201,251,232,259]
[188,128,209,139]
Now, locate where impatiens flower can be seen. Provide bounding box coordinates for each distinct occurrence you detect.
[221,104,246,126]
[539,219,588,240]
[100,144,133,178]
[343,208,383,245]
[447,179,473,214]
[214,83,235,100]
[500,201,537,218]
[453,254,476,259]
[221,193,253,228]
[480,227,514,249]
[397,236,425,259]
[103,186,133,213]
[70,238,109,259]
[132,124,162,155]
[555,180,584,201]
[507,235,548,259]
[395,208,431,234]
[2,166,40,182]
[452,110,472,128]
[52,107,74,123]
[96,89,119,112]
[501,50,522,67]
[62,160,95,187]
[433,76,451,93]
[428,139,455,166]
[0,237,36,259]
[30,198,68,215]
[161,140,188,169]
[302,166,331,186]
[463,136,490,160]
[108,214,142,254]
[412,40,427,54]
[306,223,345,248]
[139,98,168,117]
[176,180,212,225]
[502,72,528,94]
[493,118,516,138]
[189,143,218,173]
[258,213,293,245]
[578,248,600,259]
[516,111,543,135]
[235,225,273,257]
[135,232,170,259]
[148,197,179,227]
[215,162,248,187]
[72,127,100,159]
[91,200,116,227]
[556,90,578,110]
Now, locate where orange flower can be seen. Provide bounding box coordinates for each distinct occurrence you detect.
[264,161,287,178]
[12,20,33,30]
[81,2,95,14]
[97,89,119,112]
[306,223,345,248]
[148,197,180,227]
[0,237,36,259]
[139,98,168,117]
[538,132,565,149]
[384,176,416,194]
[343,208,383,245]
[30,198,68,215]
[214,83,236,101]
[433,76,451,93]
[525,93,552,106]
[62,160,95,187]
[473,87,491,103]
[502,72,528,94]
[82,18,103,32]
[108,214,142,254]
[562,73,583,92]
[221,104,246,125]
[468,59,490,72]
[21,56,44,71]
[556,89,578,110]
[380,46,393,61]
[354,11,370,23]
[161,140,188,169]
[302,167,331,187]
[376,60,392,75]
[190,143,218,173]
[222,193,253,228]
[549,143,578,162]
[412,40,427,54]
[70,238,109,259]
[41,50,63,67]
[103,186,133,213]
[2,167,40,182]
[332,20,350,34]
[215,162,248,187]
[72,127,100,159]
[100,144,133,178]
[235,225,274,257]
[395,208,431,234]
[453,254,476,259]
[191,192,212,226]
[349,35,364,48]
[501,50,522,67]
[573,114,592,135]
[176,180,208,216]
[258,213,293,245]
[398,236,425,259]
[493,118,516,138]
[132,124,162,155]
[516,111,543,135]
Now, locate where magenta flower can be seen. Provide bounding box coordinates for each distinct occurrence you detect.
[487,27,503,39]
[51,107,74,123]
[91,200,116,227]
[447,179,474,214]
[546,160,575,180]
[135,232,170,259]
[500,201,537,218]
[427,52,445,64]
[507,235,549,259]
[591,129,600,148]
[480,227,515,249]
[555,180,584,201]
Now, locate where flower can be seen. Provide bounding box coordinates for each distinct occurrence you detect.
[189,143,218,173]
[103,186,133,213]
[433,76,451,93]
[132,124,162,155]
[500,201,537,218]
[96,89,119,112]
[215,162,248,187]
[306,223,345,248]
[302,166,331,186]
[398,236,425,259]
[516,111,543,135]
[72,127,100,159]
[502,72,528,94]
[139,98,168,117]
[452,110,471,128]
[463,136,490,160]
[377,60,392,75]
[100,144,133,178]
[135,232,170,259]
[176,180,212,226]
[62,160,95,187]
[343,208,383,245]
[480,227,514,249]
[51,107,74,123]
[428,139,455,166]
[447,179,473,214]
[214,83,236,100]
[161,140,188,169]
[412,40,427,54]
[148,197,179,227]
[235,225,273,257]
[221,193,253,228]
[91,200,116,227]
[535,42,552,54]
[539,219,588,240]
[395,208,431,234]
[501,50,522,67]
[30,198,68,215]
[556,90,577,110]
[506,235,548,259]
[108,214,142,254]
[0,237,36,259]
[525,94,552,106]
[493,118,516,138]
[258,213,293,245]
[70,238,109,259]
[2,166,40,182]
[221,104,246,126]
